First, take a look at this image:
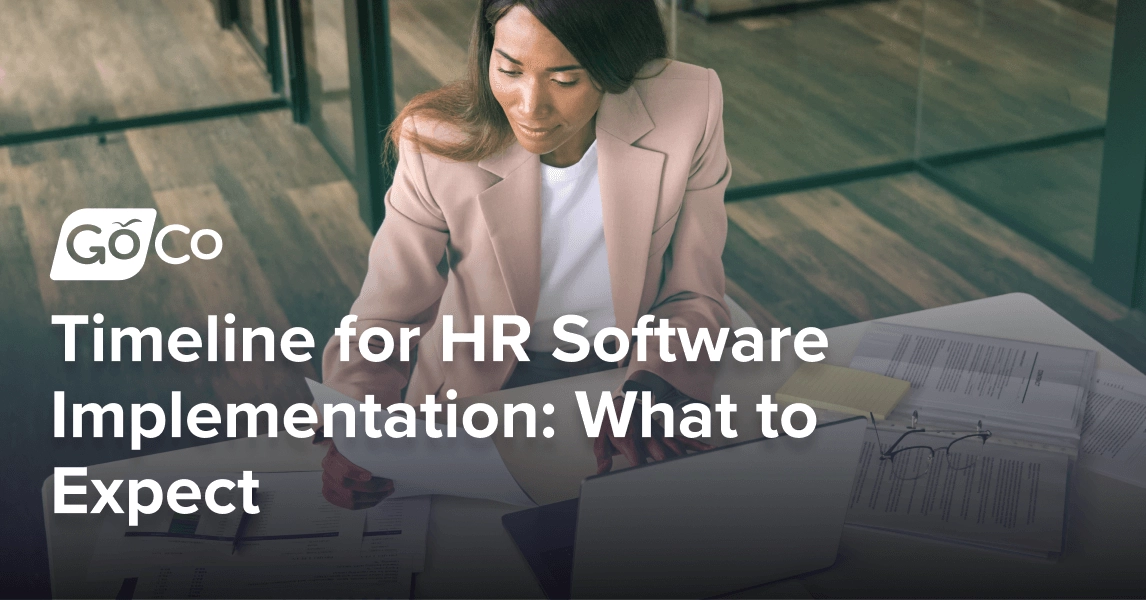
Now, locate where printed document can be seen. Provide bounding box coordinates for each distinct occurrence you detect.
[850,323,1095,444]
[1079,371,1146,488]
[130,481,431,598]
[84,474,244,584]
[229,471,365,567]
[308,379,536,507]
[133,481,431,598]
[85,471,365,585]
[363,496,432,572]
[845,429,1069,556]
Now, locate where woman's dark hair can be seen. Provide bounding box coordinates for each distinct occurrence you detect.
[388,0,668,162]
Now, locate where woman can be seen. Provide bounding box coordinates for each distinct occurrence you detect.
[318,0,731,509]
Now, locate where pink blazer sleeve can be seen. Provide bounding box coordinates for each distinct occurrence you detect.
[320,125,448,405]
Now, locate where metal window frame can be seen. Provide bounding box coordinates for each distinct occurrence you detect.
[282,0,311,124]
[347,0,396,231]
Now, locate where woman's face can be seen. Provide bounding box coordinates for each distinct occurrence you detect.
[489,5,604,166]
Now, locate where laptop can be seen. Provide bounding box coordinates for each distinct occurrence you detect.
[502,416,867,599]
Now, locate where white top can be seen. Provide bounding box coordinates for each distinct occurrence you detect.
[524,140,616,352]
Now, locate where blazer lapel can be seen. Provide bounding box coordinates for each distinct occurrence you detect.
[474,79,665,332]
[477,144,542,323]
[596,86,665,334]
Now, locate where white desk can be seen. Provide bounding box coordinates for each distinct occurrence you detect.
[43,294,1146,597]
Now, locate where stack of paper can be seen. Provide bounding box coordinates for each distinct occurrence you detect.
[362,495,433,574]
[849,323,1096,455]
[843,323,1097,557]
[83,473,253,587]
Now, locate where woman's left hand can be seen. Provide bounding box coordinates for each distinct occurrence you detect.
[593,395,713,474]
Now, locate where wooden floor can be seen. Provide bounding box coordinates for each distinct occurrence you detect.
[935,139,1104,261]
[684,0,1113,183]
[0,0,274,134]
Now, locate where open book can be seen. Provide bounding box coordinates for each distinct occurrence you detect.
[841,323,1096,558]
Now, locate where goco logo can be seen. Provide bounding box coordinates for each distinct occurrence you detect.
[50,209,222,281]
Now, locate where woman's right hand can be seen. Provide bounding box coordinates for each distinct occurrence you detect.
[315,434,394,509]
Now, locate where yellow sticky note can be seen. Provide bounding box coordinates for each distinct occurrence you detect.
[776,363,910,420]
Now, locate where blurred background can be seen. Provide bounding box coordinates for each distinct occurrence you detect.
[1,0,1144,596]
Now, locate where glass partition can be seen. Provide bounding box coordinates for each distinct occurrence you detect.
[672,0,925,188]
[373,0,1123,271]
[301,0,356,174]
[388,0,474,109]
[239,0,270,52]
[915,0,1116,264]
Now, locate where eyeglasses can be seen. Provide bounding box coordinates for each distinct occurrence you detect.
[869,411,992,480]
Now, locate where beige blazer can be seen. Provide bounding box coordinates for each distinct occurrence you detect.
[321,60,732,406]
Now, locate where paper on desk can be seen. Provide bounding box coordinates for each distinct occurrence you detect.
[83,474,245,584]
[308,379,536,507]
[230,471,366,567]
[363,496,432,572]
[845,428,1069,556]
[86,471,366,586]
[133,562,412,599]
[1079,371,1146,488]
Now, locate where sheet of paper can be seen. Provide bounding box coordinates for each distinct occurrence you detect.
[86,470,366,587]
[844,428,1069,556]
[308,379,536,507]
[84,474,244,584]
[230,471,366,567]
[132,562,412,599]
[363,496,432,572]
[1079,371,1146,488]
[850,323,1095,435]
